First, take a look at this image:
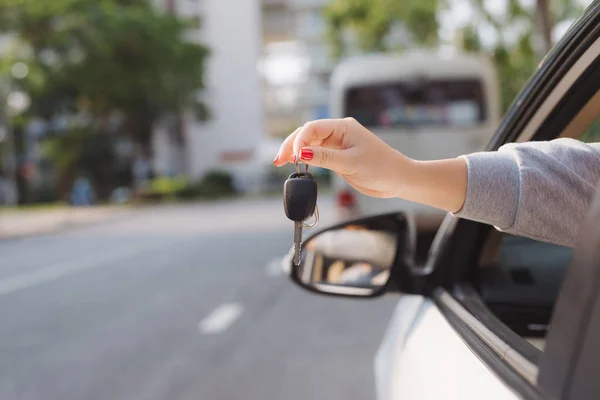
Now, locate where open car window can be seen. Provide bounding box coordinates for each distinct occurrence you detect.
[472,78,600,353]
[479,235,571,343]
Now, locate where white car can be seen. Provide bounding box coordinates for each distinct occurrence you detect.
[286,2,600,399]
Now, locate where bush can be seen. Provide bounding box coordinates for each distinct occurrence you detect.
[136,175,188,202]
[150,176,189,196]
[197,170,235,197]
[31,184,61,204]
[176,170,236,200]
[136,171,236,202]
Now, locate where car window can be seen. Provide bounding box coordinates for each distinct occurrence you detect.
[475,97,600,352]
[479,234,572,342]
[344,79,486,128]
[581,117,600,142]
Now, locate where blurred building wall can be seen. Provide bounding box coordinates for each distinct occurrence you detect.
[261,0,299,142]
[287,0,331,122]
[262,0,294,44]
[260,0,331,141]
[155,0,265,185]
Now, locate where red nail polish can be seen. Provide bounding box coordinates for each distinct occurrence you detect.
[273,155,279,165]
[292,155,297,163]
[300,148,313,161]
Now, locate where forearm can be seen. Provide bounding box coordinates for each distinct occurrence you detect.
[396,139,600,248]
[397,157,468,214]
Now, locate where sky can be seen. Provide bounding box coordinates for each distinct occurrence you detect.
[261,0,596,86]
[439,0,596,47]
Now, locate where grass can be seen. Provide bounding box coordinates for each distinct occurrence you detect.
[0,202,132,213]
[0,202,70,212]
[0,186,334,212]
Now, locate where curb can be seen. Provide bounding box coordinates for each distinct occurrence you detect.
[0,209,135,241]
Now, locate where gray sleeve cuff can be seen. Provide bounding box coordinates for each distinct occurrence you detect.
[452,151,521,230]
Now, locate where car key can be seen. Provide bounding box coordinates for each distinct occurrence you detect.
[283,157,318,266]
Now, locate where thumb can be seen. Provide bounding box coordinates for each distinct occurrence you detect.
[298,147,352,174]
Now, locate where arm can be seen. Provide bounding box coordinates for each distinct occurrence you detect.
[275,119,600,248]
[453,138,600,247]
[399,138,600,247]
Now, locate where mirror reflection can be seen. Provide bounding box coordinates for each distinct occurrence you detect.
[295,224,398,296]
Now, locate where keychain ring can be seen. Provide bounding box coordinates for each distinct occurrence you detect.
[303,205,319,228]
[295,153,309,175]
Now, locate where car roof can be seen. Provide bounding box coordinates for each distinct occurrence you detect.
[330,49,495,88]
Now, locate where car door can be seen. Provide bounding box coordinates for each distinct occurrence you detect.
[376,2,600,399]
[539,187,600,399]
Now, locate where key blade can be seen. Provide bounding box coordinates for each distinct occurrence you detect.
[293,222,302,266]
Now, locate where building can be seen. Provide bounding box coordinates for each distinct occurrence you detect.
[287,0,332,121]
[260,0,302,141]
[154,0,266,186]
[262,0,294,44]
[260,0,332,141]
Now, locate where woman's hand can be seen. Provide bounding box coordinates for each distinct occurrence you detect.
[273,118,469,213]
[273,118,411,198]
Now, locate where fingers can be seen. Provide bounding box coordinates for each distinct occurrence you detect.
[298,146,355,175]
[274,119,350,167]
[292,119,348,156]
[274,127,302,166]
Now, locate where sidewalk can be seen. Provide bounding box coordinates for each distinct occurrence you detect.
[0,206,129,239]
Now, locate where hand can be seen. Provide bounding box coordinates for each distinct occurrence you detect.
[273,118,411,198]
[273,118,469,213]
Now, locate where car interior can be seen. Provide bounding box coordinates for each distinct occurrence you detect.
[473,88,600,351]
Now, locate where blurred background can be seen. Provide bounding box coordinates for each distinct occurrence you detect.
[0,0,595,399]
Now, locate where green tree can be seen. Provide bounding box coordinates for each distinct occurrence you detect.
[466,0,584,110]
[0,0,209,200]
[324,0,440,59]
[323,0,586,112]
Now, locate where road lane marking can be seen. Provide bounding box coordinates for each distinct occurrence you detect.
[0,243,172,296]
[198,303,243,334]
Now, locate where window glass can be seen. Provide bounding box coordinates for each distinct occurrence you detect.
[581,118,600,142]
[344,79,486,128]
[479,234,572,338]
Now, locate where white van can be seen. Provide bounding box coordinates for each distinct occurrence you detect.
[330,50,501,231]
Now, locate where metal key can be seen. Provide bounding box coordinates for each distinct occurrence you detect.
[283,157,319,265]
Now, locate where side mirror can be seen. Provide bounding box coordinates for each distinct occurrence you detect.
[287,212,416,298]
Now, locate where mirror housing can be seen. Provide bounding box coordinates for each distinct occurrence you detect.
[286,212,417,298]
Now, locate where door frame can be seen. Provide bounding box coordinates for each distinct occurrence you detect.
[538,187,600,398]
[419,2,600,398]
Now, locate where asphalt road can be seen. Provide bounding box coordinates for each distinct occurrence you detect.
[0,198,398,400]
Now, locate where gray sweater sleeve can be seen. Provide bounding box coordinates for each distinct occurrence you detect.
[453,138,600,247]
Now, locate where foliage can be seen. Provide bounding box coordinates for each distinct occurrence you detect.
[0,0,210,200]
[150,175,188,196]
[465,0,584,110]
[40,129,120,199]
[139,170,236,202]
[199,170,235,195]
[324,0,440,59]
[323,0,587,112]
[581,119,600,143]
[0,0,209,125]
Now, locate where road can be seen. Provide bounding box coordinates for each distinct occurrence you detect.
[0,198,398,400]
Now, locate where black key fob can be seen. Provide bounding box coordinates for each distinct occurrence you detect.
[283,172,318,222]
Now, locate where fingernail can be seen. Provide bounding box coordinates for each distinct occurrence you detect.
[273,155,279,165]
[300,148,313,161]
[292,155,297,163]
